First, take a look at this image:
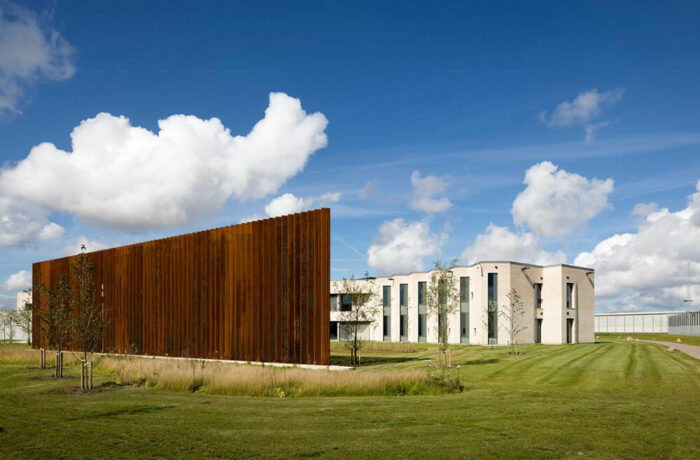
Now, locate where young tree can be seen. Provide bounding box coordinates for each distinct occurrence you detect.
[425,259,460,362]
[72,245,112,362]
[37,273,74,376]
[16,289,33,345]
[2,311,18,342]
[500,288,527,355]
[336,273,381,365]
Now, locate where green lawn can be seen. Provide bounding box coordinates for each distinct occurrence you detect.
[597,332,700,347]
[1,340,699,459]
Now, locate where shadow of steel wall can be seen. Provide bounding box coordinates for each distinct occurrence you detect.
[32,209,330,365]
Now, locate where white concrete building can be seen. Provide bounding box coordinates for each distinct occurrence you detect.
[1,291,32,343]
[331,261,594,345]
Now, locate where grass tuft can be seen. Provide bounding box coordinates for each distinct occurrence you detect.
[0,346,83,367]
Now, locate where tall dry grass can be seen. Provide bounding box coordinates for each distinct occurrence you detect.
[0,345,82,366]
[98,355,460,397]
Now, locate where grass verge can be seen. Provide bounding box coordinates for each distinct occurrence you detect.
[1,340,698,458]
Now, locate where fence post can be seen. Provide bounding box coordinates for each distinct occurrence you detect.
[80,360,85,391]
[59,351,63,378]
[55,351,60,378]
[40,348,45,369]
[89,361,93,391]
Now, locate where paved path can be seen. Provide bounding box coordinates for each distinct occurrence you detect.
[642,340,700,360]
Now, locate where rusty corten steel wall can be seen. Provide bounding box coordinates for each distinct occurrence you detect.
[32,208,330,365]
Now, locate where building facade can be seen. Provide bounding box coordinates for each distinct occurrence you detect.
[331,261,594,345]
[33,209,331,365]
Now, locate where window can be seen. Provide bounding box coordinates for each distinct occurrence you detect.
[488,273,498,343]
[383,285,391,341]
[330,321,338,341]
[535,319,542,344]
[341,294,352,312]
[400,284,408,342]
[566,318,574,344]
[437,278,446,341]
[330,294,339,312]
[418,281,426,342]
[566,283,574,308]
[534,283,542,308]
[460,277,469,344]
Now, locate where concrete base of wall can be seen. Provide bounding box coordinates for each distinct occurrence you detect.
[40,350,354,371]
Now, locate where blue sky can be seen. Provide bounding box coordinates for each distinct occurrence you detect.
[1,0,699,312]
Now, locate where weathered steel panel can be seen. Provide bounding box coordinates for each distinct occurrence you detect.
[32,209,330,365]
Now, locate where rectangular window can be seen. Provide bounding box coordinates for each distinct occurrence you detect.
[383,285,391,341]
[566,318,574,344]
[418,281,426,306]
[488,273,498,343]
[566,283,574,308]
[460,277,469,343]
[400,284,408,342]
[534,283,542,308]
[330,294,338,312]
[535,318,542,344]
[330,321,338,341]
[418,282,426,342]
[437,278,446,342]
[341,294,352,312]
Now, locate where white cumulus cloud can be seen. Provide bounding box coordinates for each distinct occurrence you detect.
[540,88,623,142]
[264,191,340,218]
[410,171,452,214]
[0,196,64,246]
[575,181,700,309]
[0,1,76,114]
[632,202,658,217]
[511,161,613,237]
[62,236,111,256]
[1,269,31,291]
[0,92,328,229]
[461,224,566,265]
[367,219,446,275]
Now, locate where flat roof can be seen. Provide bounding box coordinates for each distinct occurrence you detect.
[333,261,594,281]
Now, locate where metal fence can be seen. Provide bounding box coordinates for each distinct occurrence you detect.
[668,311,700,336]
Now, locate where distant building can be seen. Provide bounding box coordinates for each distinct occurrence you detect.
[331,262,594,345]
[594,311,683,334]
[16,291,31,311]
[0,291,31,343]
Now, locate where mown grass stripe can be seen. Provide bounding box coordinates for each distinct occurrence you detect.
[537,342,614,387]
[535,343,611,385]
